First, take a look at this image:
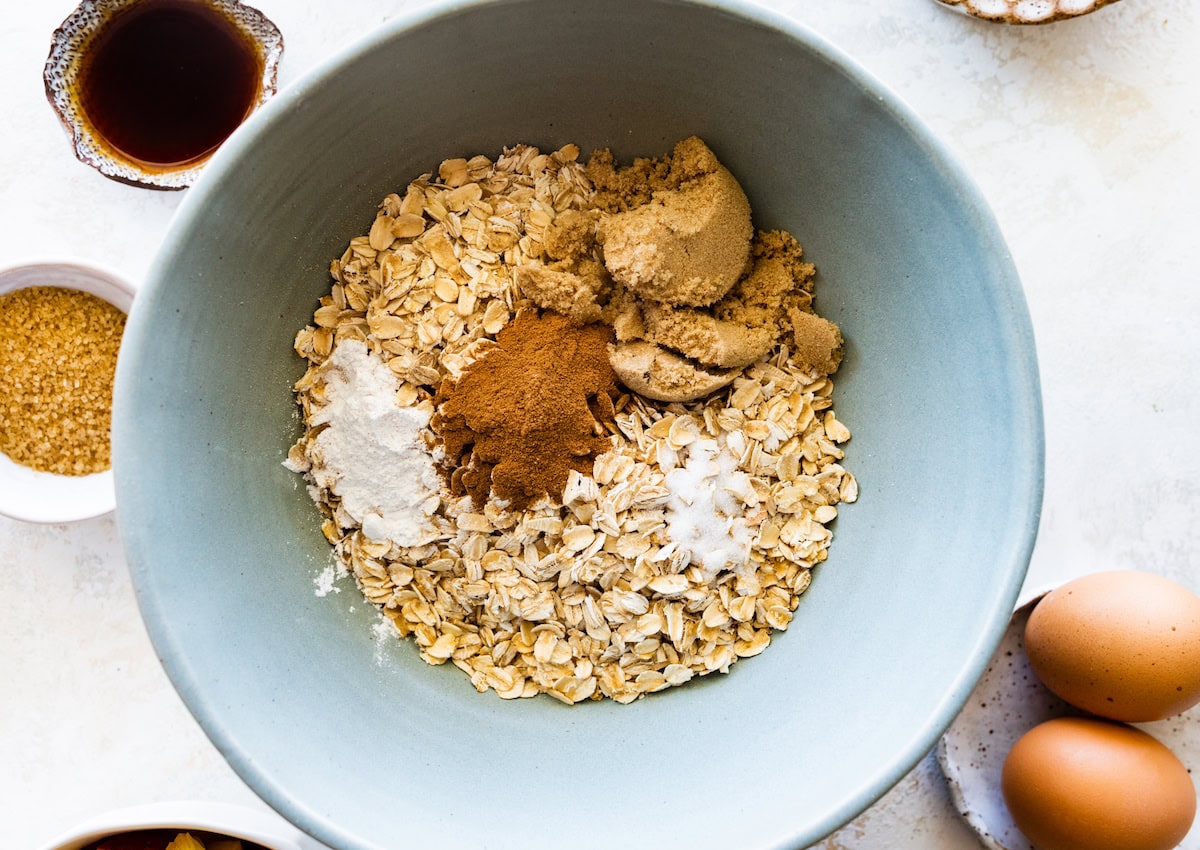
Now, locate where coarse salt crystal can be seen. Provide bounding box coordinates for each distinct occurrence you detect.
[665,439,753,580]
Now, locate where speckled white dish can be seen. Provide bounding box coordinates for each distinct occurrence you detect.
[0,262,133,524]
[36,800,326,850]
[934,0,1121,25]
[938,585,1200,850]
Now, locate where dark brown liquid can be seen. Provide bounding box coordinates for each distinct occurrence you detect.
[77,0,261,167]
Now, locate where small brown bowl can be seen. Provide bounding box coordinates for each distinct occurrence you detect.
[44,0,283,190]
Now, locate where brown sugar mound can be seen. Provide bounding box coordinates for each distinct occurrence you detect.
[592,137,753,307]
[586,136,723,214]
[607,341,737,403]
[431,310,618,511]
[514,258,610,324]
[523,141,842,403]
[515,210,611,324]
[714,230,816,343]
[641,303,772,370]
[788,308,844,374]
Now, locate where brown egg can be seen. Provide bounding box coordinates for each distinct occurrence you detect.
[1024,570,1200,721]
[1002,717,1196,850]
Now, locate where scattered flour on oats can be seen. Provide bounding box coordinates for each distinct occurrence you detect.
[664,439,754,580]
[296,339,439,547]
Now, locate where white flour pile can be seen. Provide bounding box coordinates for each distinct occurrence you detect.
[286,339,439,548]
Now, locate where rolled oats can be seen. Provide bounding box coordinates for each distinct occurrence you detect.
[289,143,856,704]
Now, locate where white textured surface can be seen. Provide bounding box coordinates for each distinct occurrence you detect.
[3,1,1198,848]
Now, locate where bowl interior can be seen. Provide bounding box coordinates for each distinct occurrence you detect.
[113,2,1042,848]
[0,263,132,523]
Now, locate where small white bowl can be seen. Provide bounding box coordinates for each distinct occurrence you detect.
[35,800,327,850]
[0,261,134,524]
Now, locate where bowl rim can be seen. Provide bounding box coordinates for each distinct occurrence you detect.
[935,585,1059,850]
[0,259,135,524]
[33,800,320,850]
[116,0,1045,847]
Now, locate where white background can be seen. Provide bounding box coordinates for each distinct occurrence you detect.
[3,0,1199,847]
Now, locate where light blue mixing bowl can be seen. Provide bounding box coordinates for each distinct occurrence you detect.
[113,2,1043,848]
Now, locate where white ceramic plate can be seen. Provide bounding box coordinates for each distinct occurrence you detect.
[0,261,134,523]
[938,585,1200,850]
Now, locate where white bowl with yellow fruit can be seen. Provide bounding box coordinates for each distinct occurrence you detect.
[37,801,327,850]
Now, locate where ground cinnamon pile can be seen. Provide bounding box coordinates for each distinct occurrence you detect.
[431,310,618,511]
